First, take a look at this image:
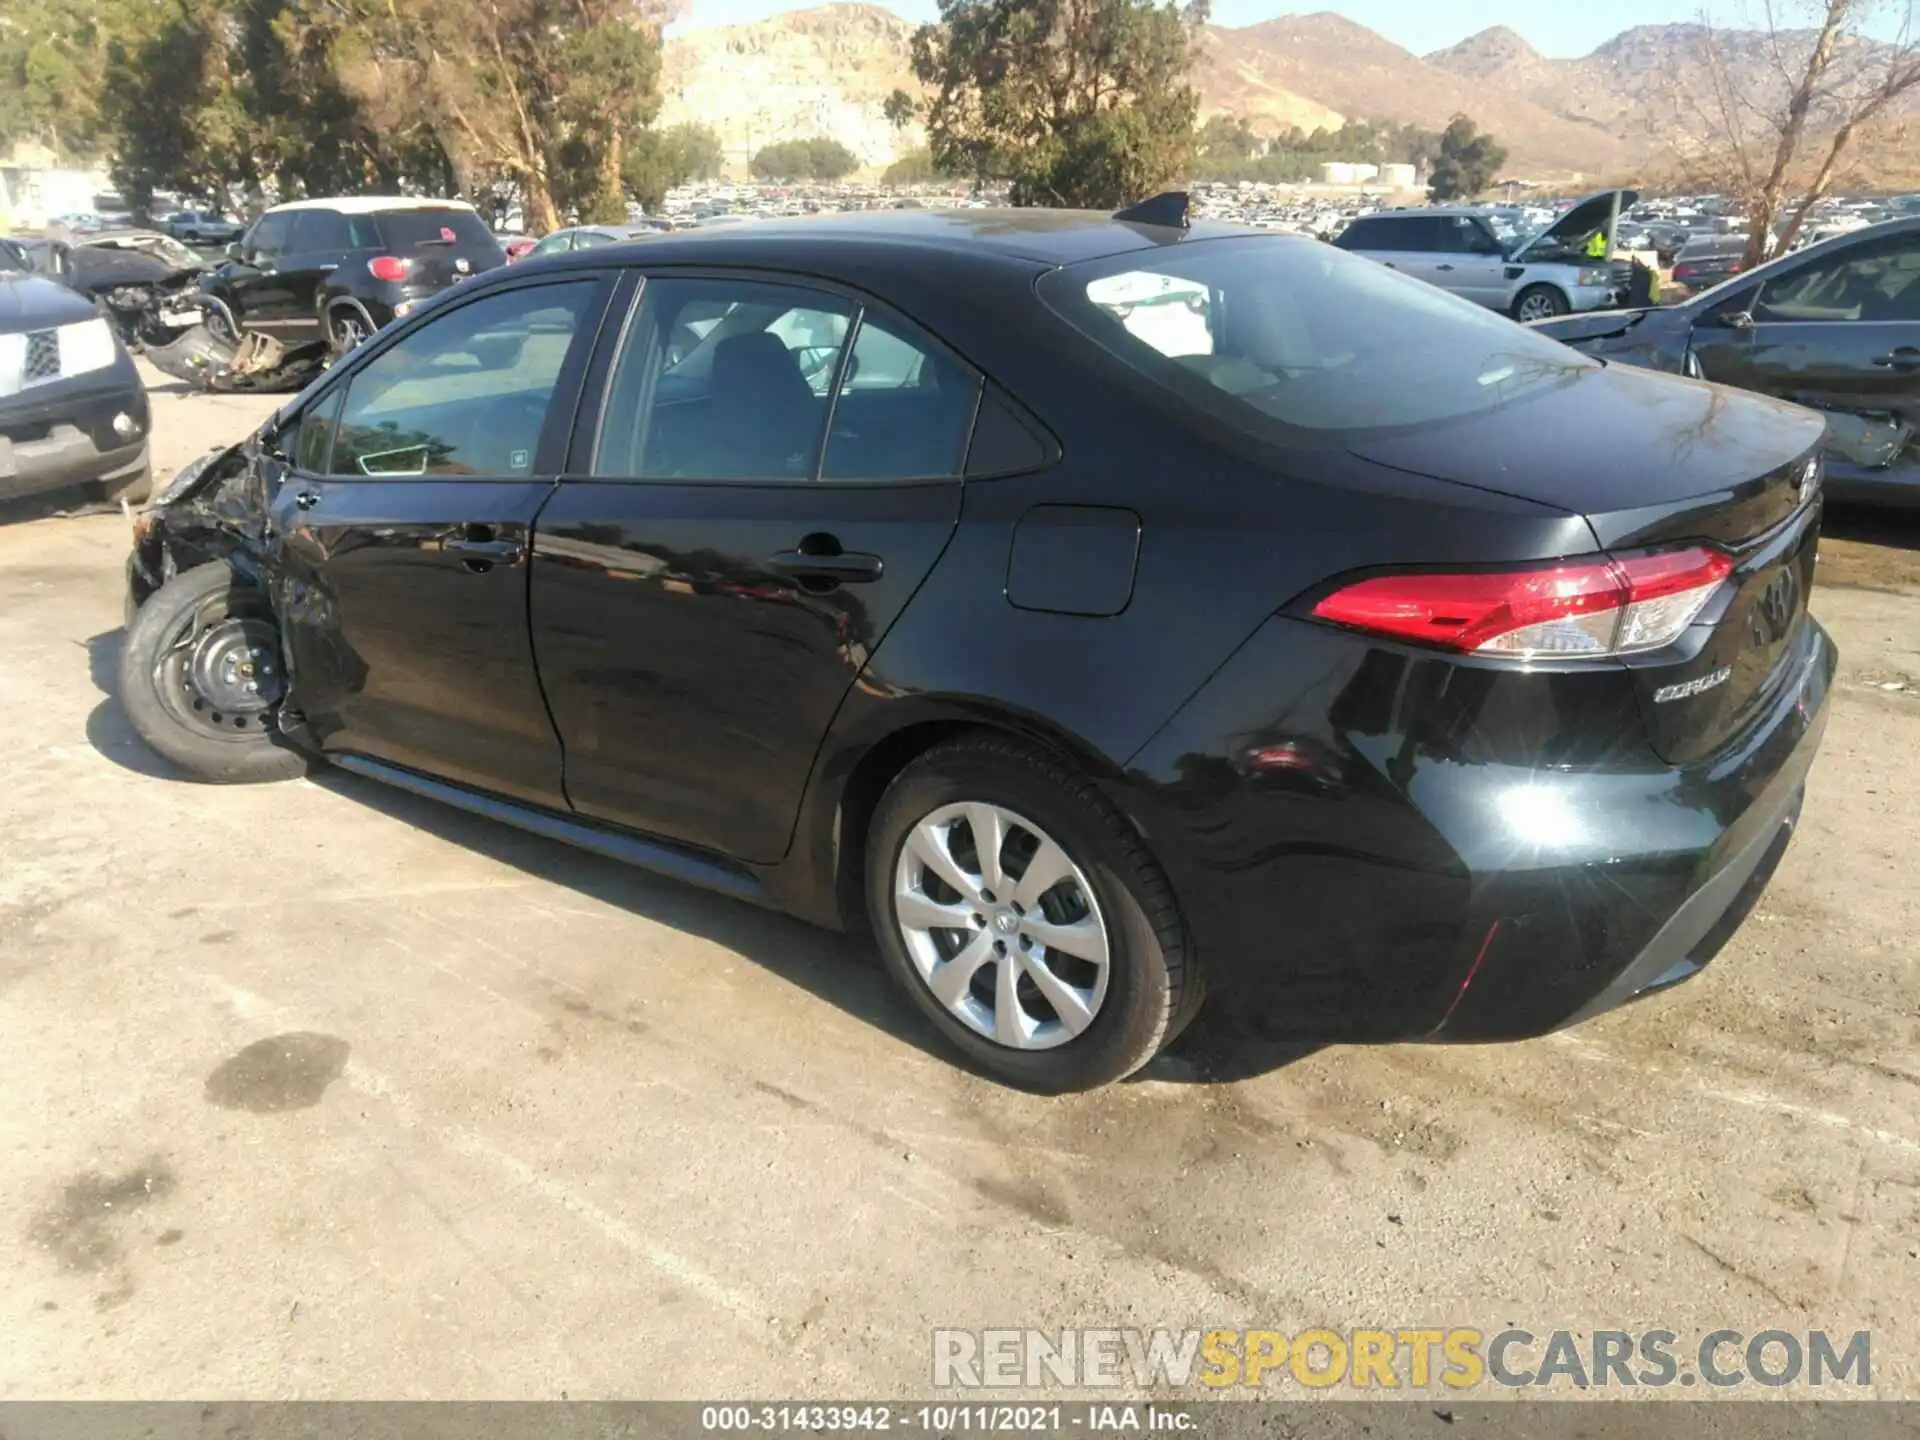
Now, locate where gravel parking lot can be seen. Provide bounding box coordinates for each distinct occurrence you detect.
[3,367,1920,1399]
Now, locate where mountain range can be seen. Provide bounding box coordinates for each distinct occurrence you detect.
[658,5,1919,182]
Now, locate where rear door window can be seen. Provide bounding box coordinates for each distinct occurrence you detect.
[288,210,350,253]
[821,312,980,481]
[594,276,855,481]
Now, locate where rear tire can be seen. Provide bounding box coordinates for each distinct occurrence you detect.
[866,735,1192,1092]
[1512,284,1569,322]
[118,561,308,783]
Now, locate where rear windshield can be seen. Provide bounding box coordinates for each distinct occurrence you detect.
[1038,237,1594,437]
[372,209,499,251]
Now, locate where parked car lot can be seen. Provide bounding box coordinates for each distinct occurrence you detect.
[3,354,1920,1394]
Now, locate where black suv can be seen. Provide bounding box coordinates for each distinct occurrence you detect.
[202,198,506,354]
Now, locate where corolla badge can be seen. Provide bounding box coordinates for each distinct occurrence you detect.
[1654,667,1732,704]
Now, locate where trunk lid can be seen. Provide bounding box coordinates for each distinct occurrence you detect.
[1349,363,1826,764]
[374,208,505,288]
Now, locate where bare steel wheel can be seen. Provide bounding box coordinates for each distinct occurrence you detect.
[893,802,1110,1050]
[868,735,1192,1091]
[118,561,308,783]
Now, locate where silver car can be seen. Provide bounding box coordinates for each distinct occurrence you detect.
[1333,189,1636,322]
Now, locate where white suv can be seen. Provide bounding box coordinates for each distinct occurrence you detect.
[1334,189,1635,322]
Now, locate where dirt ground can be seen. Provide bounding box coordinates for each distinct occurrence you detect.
[2,368,1918,1400]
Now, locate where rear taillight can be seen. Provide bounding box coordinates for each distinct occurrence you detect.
[1311,545,1734,658]
[1672,264,1695,280]
[368,255,410,282]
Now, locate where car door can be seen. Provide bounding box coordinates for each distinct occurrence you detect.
[267,274,614,807]
[1432,215,1510,309]
[227,211,297,331]
[530,271,975,864]
[1690,231,1920,427]
[273,209,350,342]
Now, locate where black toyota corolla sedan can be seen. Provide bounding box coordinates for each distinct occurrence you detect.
[118,202,1834,1091]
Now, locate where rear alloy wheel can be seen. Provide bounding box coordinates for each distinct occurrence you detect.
[868,736,1191,1091]
[117,561,308,783]
[1513,284,1569,322]
[329,308,372,359]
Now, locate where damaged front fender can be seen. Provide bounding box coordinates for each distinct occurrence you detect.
[124,437,277,622]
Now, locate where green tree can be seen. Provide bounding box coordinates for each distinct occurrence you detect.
[332,0,664,231]
[623,122,724,212]
[0,0,126,162]
[95,0,451,212]
[882,89,917,129]
[908,0,1207,208]
[881,146,955,184]
[1196,114,1260,163]
[749,135,859,181]
[1425,114,1507,202]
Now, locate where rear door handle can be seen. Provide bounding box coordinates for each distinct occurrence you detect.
[293,488,321,510]
[1872,348,1920,370]
[768,548,884,584]
[1435,263,1455,272]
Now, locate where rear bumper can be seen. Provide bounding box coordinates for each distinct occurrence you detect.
[1119,610,1836,1044]
[0,363,150,499]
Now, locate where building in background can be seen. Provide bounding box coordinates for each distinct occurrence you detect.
[0,144,116,229]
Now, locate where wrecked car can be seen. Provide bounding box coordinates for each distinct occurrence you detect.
[144,196,505,394]
[118,207,1836,1091]
[49,230,211,352]
[1536,216,1920,506]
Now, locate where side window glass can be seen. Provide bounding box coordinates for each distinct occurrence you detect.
[821,312,979,481]
[530,233,573,258]
[330,282,597,478]
[575,231,614,250]
[295,388,345,473]
[595,276,855,482]
[1757,239,1920,323]
[246,213,292,262]
[290,210,349,252]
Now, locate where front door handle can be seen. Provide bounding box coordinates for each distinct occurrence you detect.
[1435,263,1455,271]
[1872,347,1920,371]
[442,524,526,568]
[768,546,884,584]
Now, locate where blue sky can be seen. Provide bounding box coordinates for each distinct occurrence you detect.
[671,0,1898,57]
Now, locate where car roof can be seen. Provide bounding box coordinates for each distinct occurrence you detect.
[267,196,480,215]
[524,206,1270,271]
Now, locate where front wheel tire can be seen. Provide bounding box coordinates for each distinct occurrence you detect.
[867,736,1192,1092]
[117,561,308,783]
[1513,284,1569,322]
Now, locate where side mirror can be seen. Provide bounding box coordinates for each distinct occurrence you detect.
[226,242,245,263]
[1716,309,1755,330]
